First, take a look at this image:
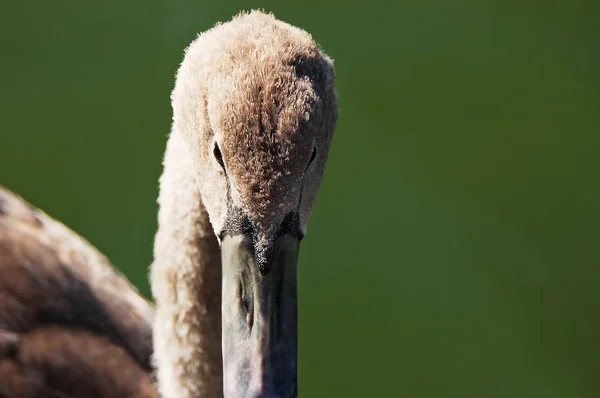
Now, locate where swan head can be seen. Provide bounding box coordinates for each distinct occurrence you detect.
[171,11,337,398]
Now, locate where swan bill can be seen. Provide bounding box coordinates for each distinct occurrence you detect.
[221,232,299,398]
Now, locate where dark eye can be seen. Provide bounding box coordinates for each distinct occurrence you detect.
[307,146,317,169]
[214,143,225,170]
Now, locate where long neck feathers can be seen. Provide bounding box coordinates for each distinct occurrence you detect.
[150,130,223,398]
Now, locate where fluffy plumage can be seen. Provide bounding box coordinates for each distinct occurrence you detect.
[0,9,337,398]
[0,187,156,398]
[153,12,336,397]
[173,10,337,245]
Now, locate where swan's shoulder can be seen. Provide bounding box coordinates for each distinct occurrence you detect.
[0,186,156,396]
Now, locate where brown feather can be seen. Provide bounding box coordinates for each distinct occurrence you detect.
[0,327,159,398]
[0,187,157,398]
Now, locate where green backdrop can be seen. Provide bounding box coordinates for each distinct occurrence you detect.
[1,1,599,397]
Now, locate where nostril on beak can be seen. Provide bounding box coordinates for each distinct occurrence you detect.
[238,279,254,334]
[246,305,254,332]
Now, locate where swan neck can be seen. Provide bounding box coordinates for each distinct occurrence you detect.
[150,130,223,398]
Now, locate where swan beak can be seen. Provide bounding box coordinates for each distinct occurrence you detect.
[221,231,299,398]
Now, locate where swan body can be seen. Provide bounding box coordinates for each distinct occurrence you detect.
[0,10,337,398]
[0,187,157,398]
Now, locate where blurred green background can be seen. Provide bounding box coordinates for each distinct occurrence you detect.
[1,1,599,397]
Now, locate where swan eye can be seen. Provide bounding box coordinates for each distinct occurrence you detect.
[213,143,225,170]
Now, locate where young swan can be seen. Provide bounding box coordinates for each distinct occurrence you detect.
[151,10,337,398]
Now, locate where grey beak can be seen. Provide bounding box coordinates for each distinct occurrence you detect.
[221,225,299,398]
